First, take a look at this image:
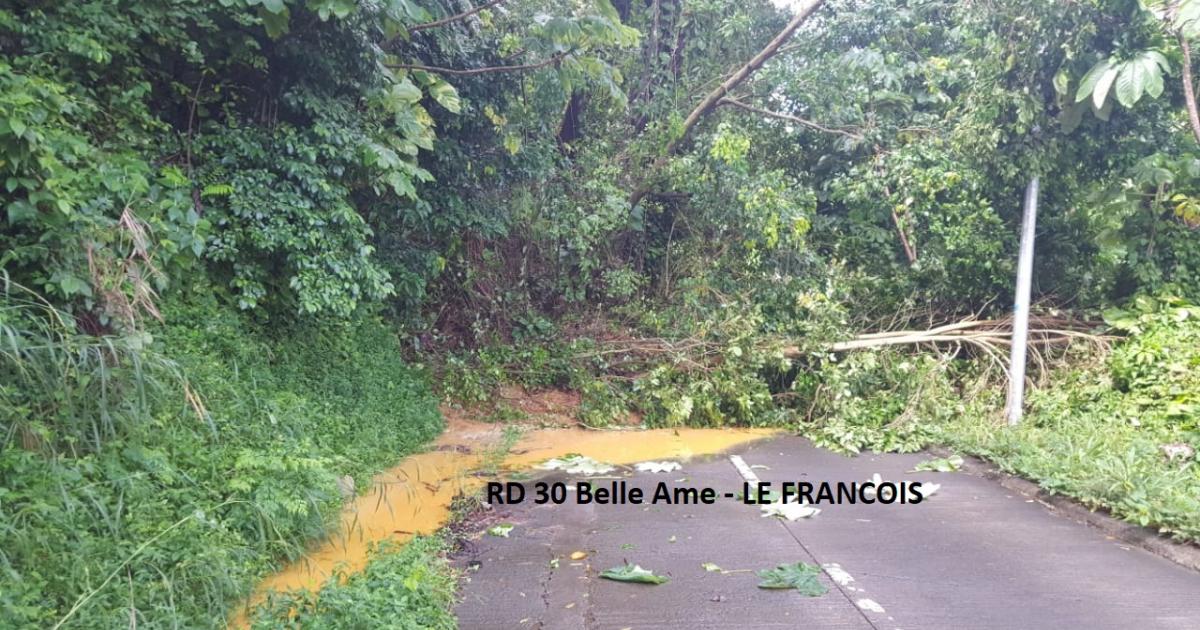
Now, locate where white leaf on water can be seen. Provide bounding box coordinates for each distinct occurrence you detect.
[635,461,682,473]
[537,454,615,475]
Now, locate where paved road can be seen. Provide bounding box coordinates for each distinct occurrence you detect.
[454,436,1200,630]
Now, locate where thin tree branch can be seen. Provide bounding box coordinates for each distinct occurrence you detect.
[1179,34,1200,145]
[890,204,918,264]
[876,153,916,265]
[382,0,507,50]
[386,53,566,76]
[774,42,805,57]
[718,97,863,139]
[669,2,687,80]
[411,0,506,34]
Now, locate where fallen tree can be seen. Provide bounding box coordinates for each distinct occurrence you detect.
[785,314,1113,377]
[568,313,1112,379]
[790,314,1110,352]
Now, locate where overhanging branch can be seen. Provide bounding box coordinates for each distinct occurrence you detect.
[410,0,506,33]
[718,97,863,140]
[629,0,827,207]
[386,52,566,76]
[666,0,826,155]
[385,0,508,50]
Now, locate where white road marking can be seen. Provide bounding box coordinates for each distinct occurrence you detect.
[823,563,892,618]
[857,598,886,613]
[823,563,857,589]
[729,455,760,483]
[729,457,895,623]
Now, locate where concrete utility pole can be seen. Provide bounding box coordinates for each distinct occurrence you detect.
[1005,177,1039,425]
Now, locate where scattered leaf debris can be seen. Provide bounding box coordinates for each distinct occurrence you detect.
[912,454,964,472]
[761,501,820,520]
[537,453,616,475]
[487,523,514,537]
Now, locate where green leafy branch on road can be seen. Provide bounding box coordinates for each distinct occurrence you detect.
[756,562,827,596]
[600,564,670,585]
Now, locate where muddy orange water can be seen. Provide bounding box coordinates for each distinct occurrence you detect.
[232,415,776,625]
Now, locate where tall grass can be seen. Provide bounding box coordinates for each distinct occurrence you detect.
[0,275,182,456]
[0,283,442,628]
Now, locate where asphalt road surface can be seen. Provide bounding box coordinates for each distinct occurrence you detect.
[454,435,1200,630]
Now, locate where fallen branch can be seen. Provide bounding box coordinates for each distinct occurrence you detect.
[443,313,1112,392]
[781,315,1113,363]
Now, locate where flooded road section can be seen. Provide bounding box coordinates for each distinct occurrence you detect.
[235,414,777,623]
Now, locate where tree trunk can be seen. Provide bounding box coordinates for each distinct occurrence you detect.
[1179,34,1200,145]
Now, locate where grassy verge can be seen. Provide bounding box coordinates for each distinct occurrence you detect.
[922,295,1200,543]
[248,536,457,630]
[934,356,1200,541]
[0,288,443,628]
[246,486,503,628]
[787,294,1200,544]
[936,398,1200,542]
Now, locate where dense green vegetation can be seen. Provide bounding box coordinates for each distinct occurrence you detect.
[2,0,1200,627]
[1,284,441,627]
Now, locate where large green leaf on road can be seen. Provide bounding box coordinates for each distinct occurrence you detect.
[756,562,827,596]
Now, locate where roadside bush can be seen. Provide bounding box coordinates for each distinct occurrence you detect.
[1106,293,1200,424]
[823,142,1014,313]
